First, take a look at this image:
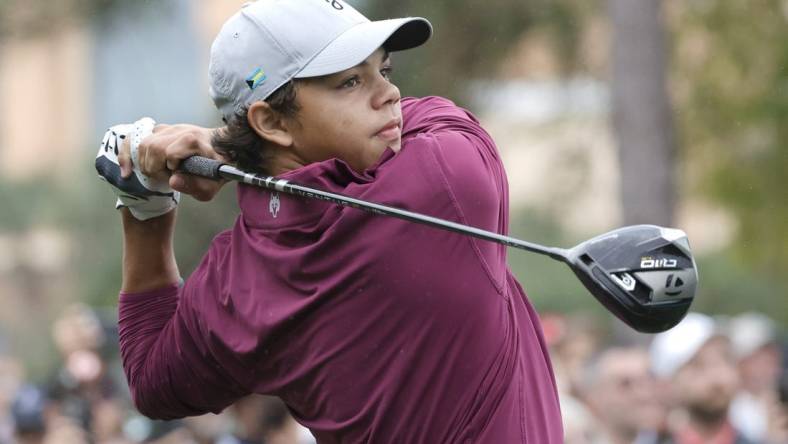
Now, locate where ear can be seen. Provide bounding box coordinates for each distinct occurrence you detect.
[247,101,294,147]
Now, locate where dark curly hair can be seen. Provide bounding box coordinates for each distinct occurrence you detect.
[212,80,300,175]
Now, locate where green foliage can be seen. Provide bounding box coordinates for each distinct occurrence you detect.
[693,252,788,325]
[671,1,788,279]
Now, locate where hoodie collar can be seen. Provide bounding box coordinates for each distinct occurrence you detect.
[237,148,397,229]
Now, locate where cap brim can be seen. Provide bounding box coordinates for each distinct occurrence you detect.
[295,17,432,78]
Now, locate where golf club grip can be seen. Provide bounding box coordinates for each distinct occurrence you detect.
[180,156,223,179]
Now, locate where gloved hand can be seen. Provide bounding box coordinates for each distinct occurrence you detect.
[95,117,180,221]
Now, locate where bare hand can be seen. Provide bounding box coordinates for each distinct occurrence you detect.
[118,124,227,201]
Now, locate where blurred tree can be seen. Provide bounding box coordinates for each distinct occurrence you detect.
[610,0,676,226]
[364,0,592,105]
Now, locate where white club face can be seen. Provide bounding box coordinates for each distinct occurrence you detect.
[635,269,697,303]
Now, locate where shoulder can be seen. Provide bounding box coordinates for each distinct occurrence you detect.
[401,95,497,152]
[400,96,502,181]
[401,96,483,137]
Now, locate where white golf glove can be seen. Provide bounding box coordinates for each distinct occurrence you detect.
[95,117,180,221]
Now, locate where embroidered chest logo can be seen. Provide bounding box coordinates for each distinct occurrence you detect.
[269,192,281,218]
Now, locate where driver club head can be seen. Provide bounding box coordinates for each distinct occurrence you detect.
[565,225,697,333]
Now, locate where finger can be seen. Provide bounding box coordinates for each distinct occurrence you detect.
[152,123,171,134]
[119,138,133,178]
[170,174,224,202]
[165,132,214,171]
[138,136,172,182]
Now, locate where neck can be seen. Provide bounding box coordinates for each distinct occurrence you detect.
[268,149,308,176]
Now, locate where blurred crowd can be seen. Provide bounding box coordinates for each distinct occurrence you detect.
[0,304,314,444]
[546,311,788,444]
[0,305,785,444]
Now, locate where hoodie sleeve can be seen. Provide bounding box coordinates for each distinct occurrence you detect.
[118,231,249,420]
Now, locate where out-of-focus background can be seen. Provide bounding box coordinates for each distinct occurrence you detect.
[0,0,786,443]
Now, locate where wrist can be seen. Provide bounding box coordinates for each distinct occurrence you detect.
[121,208,180,293]
[121,206,176,234]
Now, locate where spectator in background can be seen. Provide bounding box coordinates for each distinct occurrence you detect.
[580,346,664,444]
[0,354,23,444]
[650,312,755,444]
[728,312,783,443]
[217,394,315,444]
[544,313,605,399]
[772,355,788,444]
[559,393,599,444]
[49,304,124,443]
[541,313,604,443]
[181,413,230,444]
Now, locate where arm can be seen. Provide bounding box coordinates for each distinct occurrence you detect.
[109,123,248,418]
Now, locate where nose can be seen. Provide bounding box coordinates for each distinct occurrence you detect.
[371,77,400,110]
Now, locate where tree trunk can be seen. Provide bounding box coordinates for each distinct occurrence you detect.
[610,0,676,226]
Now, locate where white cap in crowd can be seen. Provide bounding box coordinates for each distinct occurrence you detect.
[208,0,432,122]
[728,312,778,359]
[649,312,720,378]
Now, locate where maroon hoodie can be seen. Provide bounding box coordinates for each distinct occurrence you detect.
[118,96,563,443]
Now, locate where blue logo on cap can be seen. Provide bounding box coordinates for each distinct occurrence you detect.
[245,67,267,90]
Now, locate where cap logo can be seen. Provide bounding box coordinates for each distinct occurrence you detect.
[245,67,267,90]
[324,0,344,10]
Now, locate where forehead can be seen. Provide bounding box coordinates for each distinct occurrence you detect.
[693,335,732,360]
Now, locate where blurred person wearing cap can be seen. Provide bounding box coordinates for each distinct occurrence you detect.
[95,0,563,442]
[727,313,784,443]
[649,313,755,444]
[580,346,664,444]
[11,385,47,444]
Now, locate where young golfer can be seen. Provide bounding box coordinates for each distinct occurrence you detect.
[96,0,563,442]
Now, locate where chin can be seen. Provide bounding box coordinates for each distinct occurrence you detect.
[389,140,402,152]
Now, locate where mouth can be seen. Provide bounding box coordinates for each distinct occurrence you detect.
[374,119,402,142]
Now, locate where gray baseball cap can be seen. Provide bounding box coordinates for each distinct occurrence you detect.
[209,0,433,122]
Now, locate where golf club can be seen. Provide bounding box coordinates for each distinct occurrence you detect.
[180,156,697,333]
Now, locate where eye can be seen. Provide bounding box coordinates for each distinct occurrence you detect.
[380,66,393,80]
[340,76,360,89]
